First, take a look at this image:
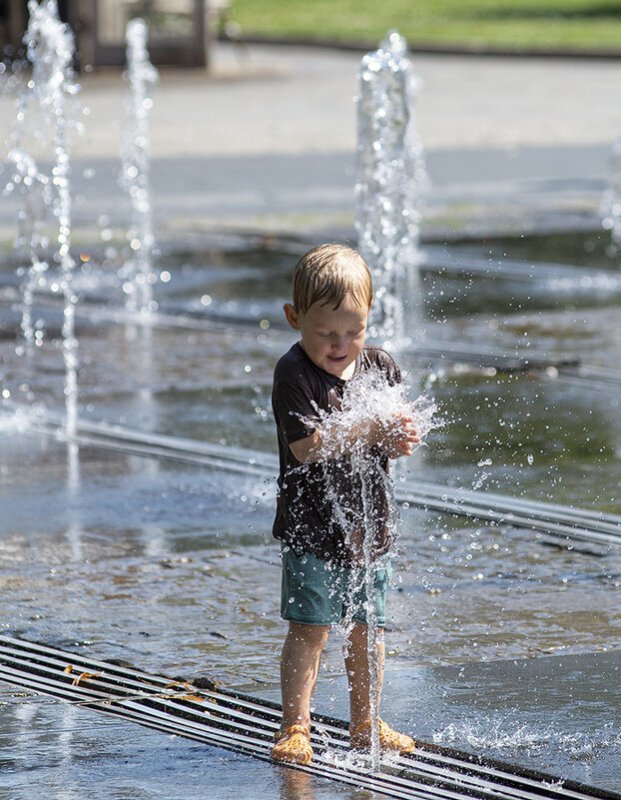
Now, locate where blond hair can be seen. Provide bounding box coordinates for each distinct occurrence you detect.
[292,244,373,314]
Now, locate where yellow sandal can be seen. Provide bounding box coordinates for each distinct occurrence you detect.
[350,718,415,754]
[271,724,313,765]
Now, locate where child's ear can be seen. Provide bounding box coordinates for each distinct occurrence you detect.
[283,303,301,330]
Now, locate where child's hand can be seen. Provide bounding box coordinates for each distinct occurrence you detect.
[375,413,420,458]
[389,414,420,458]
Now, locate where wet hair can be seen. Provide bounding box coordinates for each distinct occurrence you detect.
[291,243,373,314]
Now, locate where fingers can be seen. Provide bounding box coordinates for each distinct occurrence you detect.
[380,413,422,456]
[391,437,417,457]
[396,420,419,443]
[394,418,421,455]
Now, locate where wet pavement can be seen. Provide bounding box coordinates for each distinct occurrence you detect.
[1,650,619,799]
[0,686,306,800]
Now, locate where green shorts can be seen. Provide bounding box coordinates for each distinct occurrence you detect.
[280,547,390,627]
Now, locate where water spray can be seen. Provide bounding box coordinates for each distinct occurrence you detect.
[23,0,81,437]
[306,368,440,770]
[121,17,159,317]
[355,31,428,348]
[601,135,621,254]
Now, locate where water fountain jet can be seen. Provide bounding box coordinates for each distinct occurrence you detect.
[601,134,621,254]
[120,17,159,318]
[355,31,428,348]
[5,148,50,351]
[17,0,81,437]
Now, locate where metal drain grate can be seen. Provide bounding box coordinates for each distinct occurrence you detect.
[0,636,618,800]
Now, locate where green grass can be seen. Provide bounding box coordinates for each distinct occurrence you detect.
[230,0,621,52]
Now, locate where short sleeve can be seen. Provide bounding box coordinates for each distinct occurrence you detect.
[388,358,402,386]
[372,347,402,386]
[273,378,321,445]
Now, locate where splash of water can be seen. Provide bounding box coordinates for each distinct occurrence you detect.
[120,18,159,316]
[434,718,621,763]
[355,31,428,348]
[306,367,439,770]
[22,0,81,436]
[316,367,438,451]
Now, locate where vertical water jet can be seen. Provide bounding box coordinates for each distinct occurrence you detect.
[601,135,621,254]
[5,147,50,352]
[355,31,428,348]
[121,17,159,317]
[314,368,439,771]
[23,0,80,437]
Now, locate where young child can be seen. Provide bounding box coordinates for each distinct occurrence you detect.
[271,243,419,765]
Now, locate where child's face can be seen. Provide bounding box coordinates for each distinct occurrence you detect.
[284,294,369,379]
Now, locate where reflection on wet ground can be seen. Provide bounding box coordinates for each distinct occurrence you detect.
[1,686,356,800]
[1,232,621,795]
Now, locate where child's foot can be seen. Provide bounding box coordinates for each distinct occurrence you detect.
[271,724,313,764]
[350,719,416,754]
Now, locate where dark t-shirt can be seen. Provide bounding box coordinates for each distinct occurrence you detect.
[271,342,402,564]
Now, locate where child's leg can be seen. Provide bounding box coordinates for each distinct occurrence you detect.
[344,621,415,753]
[272,621,329,764]
[280,621,330,729]
[344,620,384,732]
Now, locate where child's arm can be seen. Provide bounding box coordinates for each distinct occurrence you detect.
[290,413,419,463]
